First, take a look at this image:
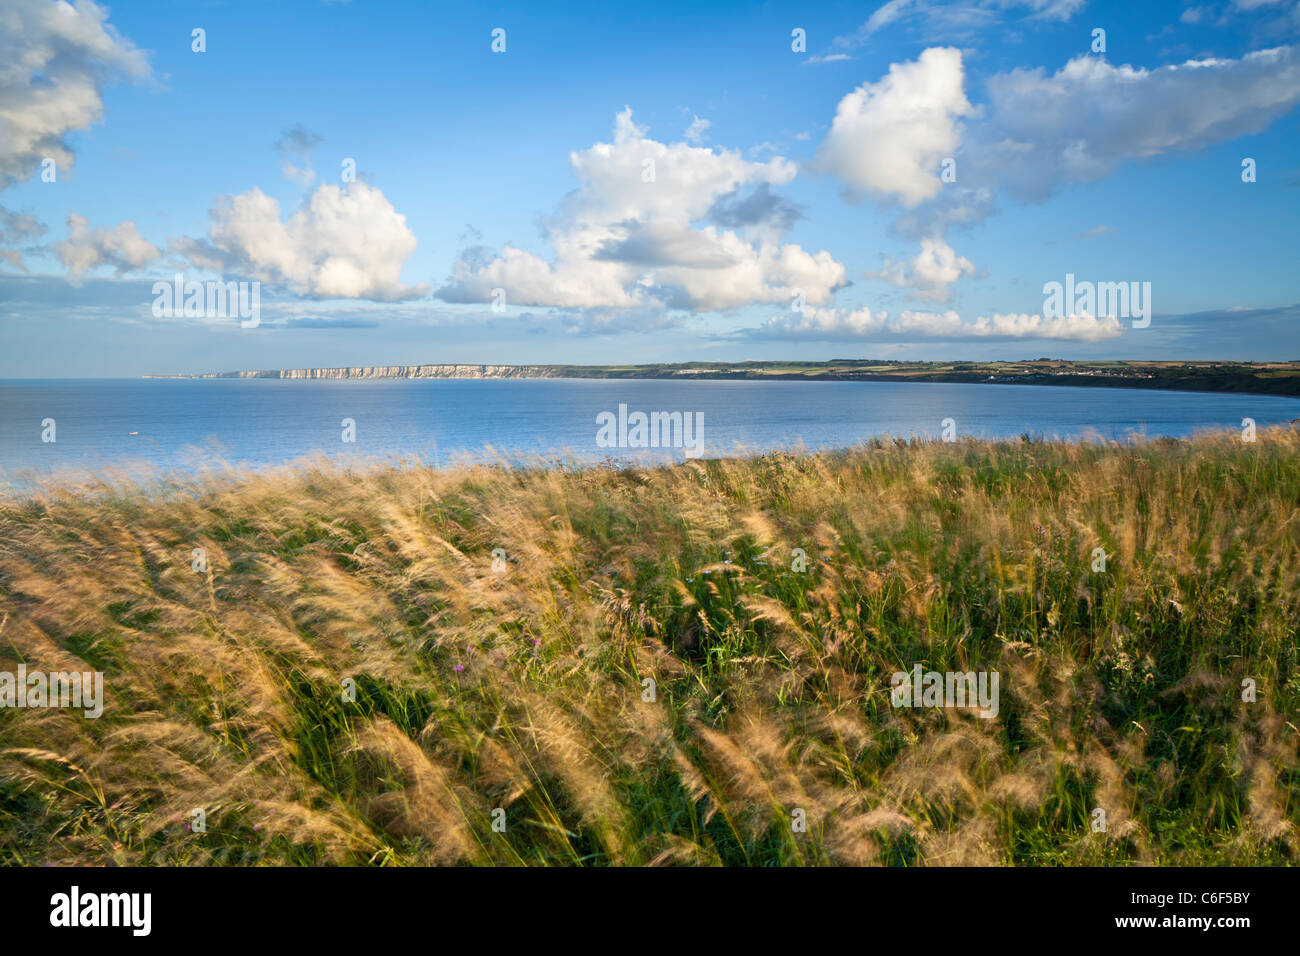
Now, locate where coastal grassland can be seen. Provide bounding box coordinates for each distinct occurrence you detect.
[0,431,1297,866]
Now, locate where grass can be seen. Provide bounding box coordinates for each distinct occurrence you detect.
[0,430,1297,866]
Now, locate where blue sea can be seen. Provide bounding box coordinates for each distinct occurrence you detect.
[1,378,1297,488]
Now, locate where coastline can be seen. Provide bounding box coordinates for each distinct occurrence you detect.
[142,359,1300,398]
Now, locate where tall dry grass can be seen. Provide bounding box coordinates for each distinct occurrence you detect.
[0,430,1296,865]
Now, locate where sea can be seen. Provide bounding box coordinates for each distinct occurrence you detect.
[1,377,1296,488]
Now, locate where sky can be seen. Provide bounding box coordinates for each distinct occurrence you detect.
[1,0,1299,377]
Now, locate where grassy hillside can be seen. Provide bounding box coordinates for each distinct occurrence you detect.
[539,359,1300,396]
[1,432,1297,866]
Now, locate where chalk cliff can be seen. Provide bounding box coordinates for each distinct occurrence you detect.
[146,365,557,380]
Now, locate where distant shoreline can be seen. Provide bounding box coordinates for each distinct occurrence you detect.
[143,359,1300,397]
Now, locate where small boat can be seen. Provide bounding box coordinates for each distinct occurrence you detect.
[128,431,139,436]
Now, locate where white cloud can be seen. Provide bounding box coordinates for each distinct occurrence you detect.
[175,182,428,301]
[0,205,44,242]
[987,0,1085,20]
[0,0,148,269]
[684,114,710,145]
[0,0,149,187]
[814,43,1300,242]
[833,0,1080,48]
[815,47,972,208]
[979,46,1300,199]
[1076,224,1115,239]
[437,108,846,312]
[754,305,1122,341]
[55,213,160,277]
[0,203,47,270]
[758,305,890,337]
[862,0,915,35]
[867,237,975,301]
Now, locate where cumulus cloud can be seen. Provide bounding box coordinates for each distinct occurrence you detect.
[805,42,1300,320]
[707,182,805,240]
[55,212,160,278]
[0,0,148,268]
[437,108,846,313]
[891,186,997,240]
[977,46,1300,201]
[819,44,1300,226]
[815,47,972,208]
[978,45,1300,199]
[752,305,1121,341]
[867,237,975,301]
[0,0,149,188]
[173,182,428,301]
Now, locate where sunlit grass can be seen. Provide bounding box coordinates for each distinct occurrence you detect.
[0,430,1296,865]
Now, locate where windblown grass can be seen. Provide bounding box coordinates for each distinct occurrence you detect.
[1,430,1296,865]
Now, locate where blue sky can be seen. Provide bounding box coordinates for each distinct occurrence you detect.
[2,0,1299,376]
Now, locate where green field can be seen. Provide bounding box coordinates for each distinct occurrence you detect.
[533,359,1300,396]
